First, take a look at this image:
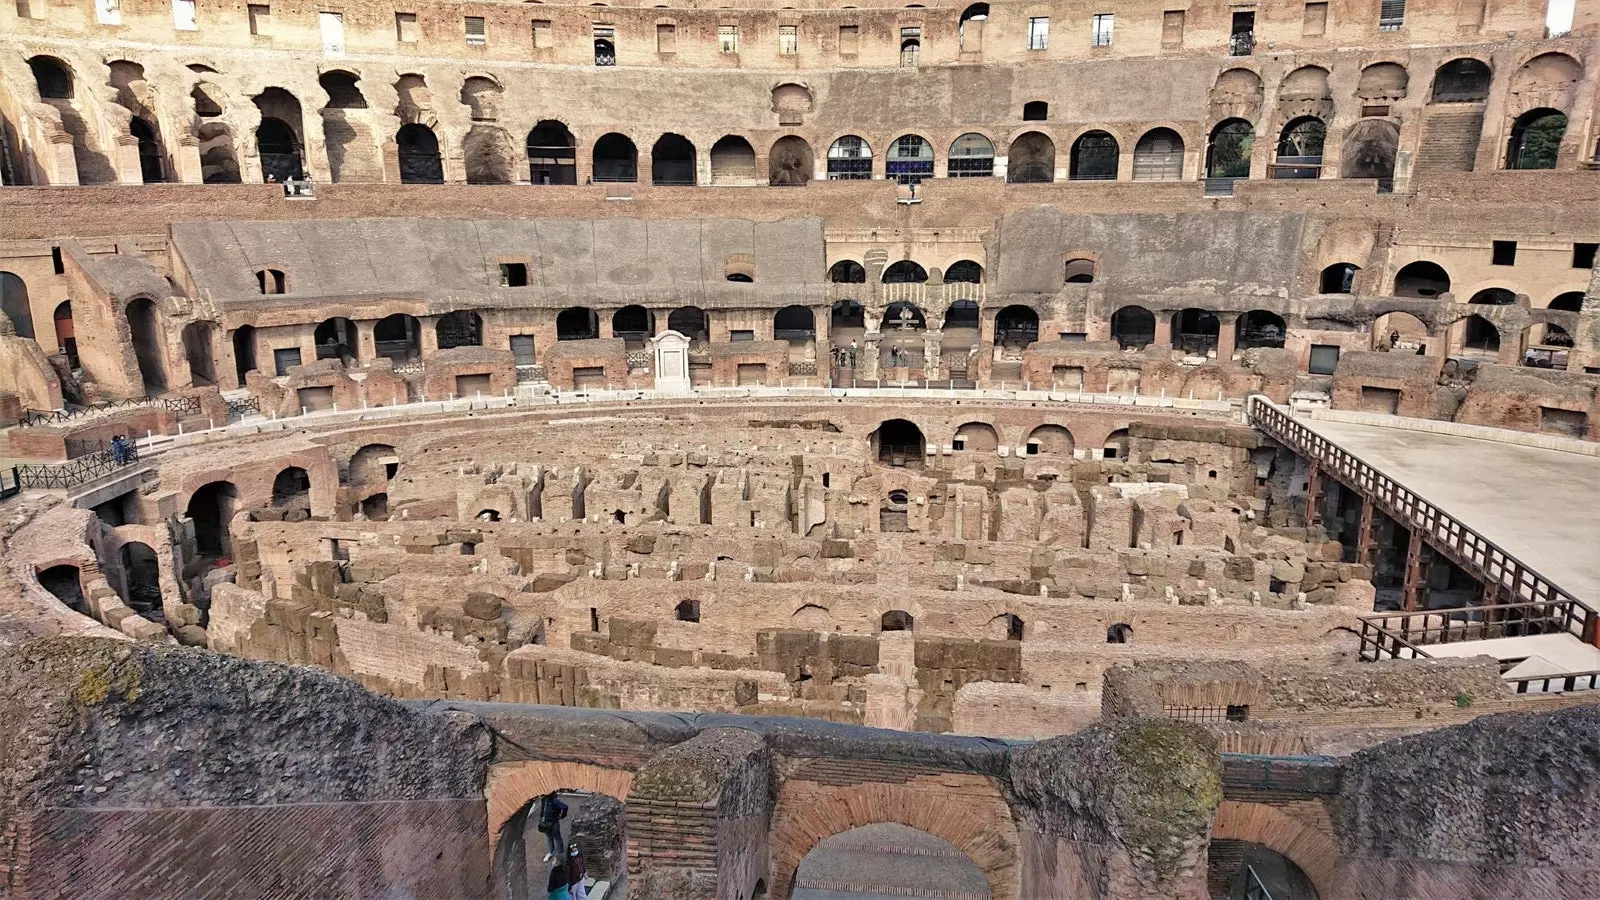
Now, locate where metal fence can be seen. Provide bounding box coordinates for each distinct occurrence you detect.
[14,442,139,490]
[20,394,200,427]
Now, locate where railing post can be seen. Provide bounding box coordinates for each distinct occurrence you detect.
[1402,527,1429,613]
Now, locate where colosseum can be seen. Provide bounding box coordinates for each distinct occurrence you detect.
[0,0,1597,895]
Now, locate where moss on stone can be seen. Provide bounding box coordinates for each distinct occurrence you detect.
[1112,719,1223,878]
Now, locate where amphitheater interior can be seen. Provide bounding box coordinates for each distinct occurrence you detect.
[0,0,1598,896]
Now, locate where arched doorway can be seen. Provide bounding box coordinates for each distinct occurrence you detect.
[769,136,813,185]
[709,135,758,184]
[373,313,421,362]
[272,466,312,512]
[1,272,34,340]
[130,118,164,183]
[1393,261,1449,298]
[1505,108,1566,170]
[53,300,76,366]
[492,789,626,900]
[1206,119,1254,179]
[1340,119,1399,179]
[873,419,925,466]
[1209,840,1321,900]
[255,116,303,183]
[1173,308,1220,354]
[1372,311,1429,352]
[527,121,577,184]
[397,123,444,183]
[185,481,239,557]
[829,260,866,283]
[791,824,991,899]
[557,307,600,341]
[1110,305,1156,349]
[1007,131,1055,183]
[37,564,85,613]
[1236,310,1286,349]
[120,541,163,621]
[1320,263,1359,294]
[1069,130,1119,180]
[651,133,696,185]
[126,297,166,393]
[593,133,638,182]
[995,305,1040,349]
[611,305,654,346]
[1455,314,1500,359]
[774,306,815,358]
[231,324,257,384]
[666,306,708,343]
[314,317,358,362]
[945,260,983,283]
[1431,58,1491,103]
[182,321,217,384]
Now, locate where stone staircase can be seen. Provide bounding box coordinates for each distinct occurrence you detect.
[1413,106,1485,175]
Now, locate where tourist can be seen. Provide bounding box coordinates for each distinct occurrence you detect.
[546,862,571,900]
[567,844,589,900]
[538,792,568,861]
[110,434,130,464]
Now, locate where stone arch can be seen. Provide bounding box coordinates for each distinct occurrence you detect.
[1549,292,1584,312]
[253,87,306,182]
[125,297,166,394]
[194,78,241,183]
[769,135,813,185]
[119,540,163,620]
[667,306,709,342]
[396,123,444,184]
[1504,108,1566,170]
[1340,119,1399,179]
[37,564,86,613]
[1393,261,1449,298]
[826,134,872,180]
[557,307,600,341]
[1,272,34,340]
[1069,130,1119,180]
[1431,58,1491,103]
[1210,800,1337,900]
[1206,118,1255,178]
[883,262,928,285]
[1026,423,1074,456]
[1356,62,1409,101]
[995,304,1039,349]
[1236,310,1286,349]
[611,305,654,344]
[886,133,935,184]
[1372,311,1429,350]
[1007,131,1055,183]
[829,260,866,284]
[710,134,759,184]
[872,418,925,465]
[318,70,367,109]
[463,124,516,184]
[184,480,240,556]
[594,133,638,182]
[651,133,696,185]
[1103,427,1131,459]
[1212,68,1264,107]
[1132,127,1184,180]
[948,132,995,178]
[768,774,1018,899]
[771,83,813,123]
[1279,66,1333,104]
[1111,305,1156,349]
[485,760,636,849]
[459,75,503,121]
[348,443,397,487]
[953,421,1000,452]
[527,120,577,185]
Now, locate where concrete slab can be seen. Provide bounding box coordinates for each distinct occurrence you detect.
[1299,418,1600,606]
[1425,633,1600,672]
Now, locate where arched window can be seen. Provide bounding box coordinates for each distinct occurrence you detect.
[827,135,872,180]
[612,305,654,344]
[945,260,983,283]
[594,38,615,66]
[1236,310,1286,349]
[373,314,421,362]
[829,260,866,283]
[314,317,358,361]
[256,117,303,183]
[1132,128,1184,181]
[527,121,577,185]
[1272,117,1325,179]
[958,3,989,47]
[1320,263,1358,294]
[1022,100,1048,121]
[1469,288,1516,306]
[256,269,287,295]
[651,133,696,185]
[996,305,1039,348]
[1206,119,1254,179]
[880,609,914,631]
[1,272,34,340]
[873,418,925,465]
[593,132,638,182]
[886,135,934,184]
[29,57,73,99]
[1460,314,1500,354]
[1173,308,1220,353]
[1007,131,1055,183]
[1549,292,1584,312]
[774,306,815,344]
[947,133,994,178]
[1431,58,1491,103]
[557,307,600,341]
[396,123,444,184]
[667,306,709,342]
[1064,258,1095,283]
[1070,131,1119,180]
[1506,109,1566,170]
[900,36,920,67]
[883,261,928,284]
[1393,261,1449,298]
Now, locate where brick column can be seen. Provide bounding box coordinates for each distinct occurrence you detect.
[1216,313,1239,360]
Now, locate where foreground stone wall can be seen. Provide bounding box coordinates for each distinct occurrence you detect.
[0,638,491,900]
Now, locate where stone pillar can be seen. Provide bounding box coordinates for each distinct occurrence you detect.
[923,332,942,381]
[1215,313,1239,361]
[356,320,377,364]
[173,136,204,184]
[418,316,439,354]
[860,333,881,379]
[1154,312,1174,347]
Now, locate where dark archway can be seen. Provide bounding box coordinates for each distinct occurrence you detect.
[883,261,928,284]
[1173,308,1220,354]
[231,324,257,384]
[829,260,866,283]
[0,272,34,340]
[1469,288,1516,307]
[880,609,915,631]
[373,313,421,362]
[126,297,166,393]
[666,306,708,342]
[120,541,163,621]
[774,306,815,345]
[254,87,305,182]
[1007,131,1055,183]
[1460,314,1500,354]
[873,418,925,465]
[1431,58,1491,103]
[1070,130,1119,180]
[185,481,239,557]
[53,300,76,366]
[527,121,577,184]
[1506,109,1566,170]
[38,564,86,612]
[830,300,864,331]
[1110,306,1155,349]
[436,310,483,349]
[129,118,164,183]
[314,317,358,362]
[989,613,1024,641]
[30,56,73,99]
[883,301,926,331]
[1236,310,1287,349]
[651,133,696,185]
[349,443,398,486]
[272,466,312,509]
[557,307,600,341]
[945,260,983,283]
[1394,261,1449,298]
[397,123,444,183]
[996,305,1039,349]
[319,70,366,108]
[611,305,654,345]
[1273,117,1326,178]
[182,321,217,384]
[1206,118,1254,178]
[1064,259,1096,283]
[1209,840,1321,900]
[769,135,813,185]
[1320,263,1359,294]
[1549,292,1584,312]
[593,133,638,182]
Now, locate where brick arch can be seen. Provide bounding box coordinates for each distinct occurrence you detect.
[768,774,1019,899]
[1210,800,1337,899]
[485,760,636,848]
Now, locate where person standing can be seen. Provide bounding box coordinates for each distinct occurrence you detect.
[537,793,568,862]
[546,862,571,900]
[567,844,589,900]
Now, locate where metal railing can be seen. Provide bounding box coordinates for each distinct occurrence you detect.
[1247,396,1585,616]
[1511,670,1600,694]
[1204,177,1238,196]
[1220,753,1341,796]
[1243,865,1275,900]
[1356,600,1598,663]
[20,394,199,427]
[13,442,139,489]
[225,395,261,419]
